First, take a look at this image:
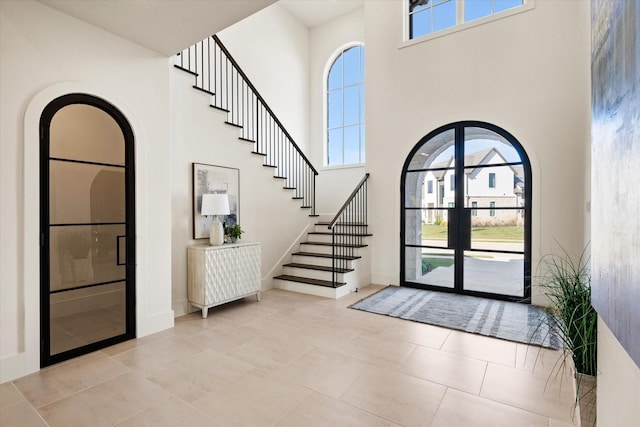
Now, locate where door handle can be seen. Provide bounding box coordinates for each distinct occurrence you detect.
[116,235,126,266]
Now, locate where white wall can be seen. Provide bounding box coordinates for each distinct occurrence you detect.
[597,319,640,425]
[364,0,591,303]
[218,3,310,152]
[170,3,316,316]
[0,0,174,382]
[309,8,367,215]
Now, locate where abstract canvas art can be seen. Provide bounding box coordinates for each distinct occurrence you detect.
[192,163,239,239]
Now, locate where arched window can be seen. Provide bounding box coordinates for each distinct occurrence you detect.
[326,44,365,166]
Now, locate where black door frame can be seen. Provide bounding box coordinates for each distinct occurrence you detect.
[39,93,136,367]
[400,121,532,303]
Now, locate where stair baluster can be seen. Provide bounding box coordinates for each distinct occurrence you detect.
[174,35,318,216]
[328,173,370,287]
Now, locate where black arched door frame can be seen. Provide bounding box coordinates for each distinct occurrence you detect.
[400,121,532,303]
[40,93,136,367]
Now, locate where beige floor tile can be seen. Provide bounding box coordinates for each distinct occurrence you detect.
[481,363,577,423]
[147,348,254,402]
[516,344,568,377]
[192,370,313,427]
[333,309,391,335]
[115,395,223,427]
[100,329,174,357]
[380,318,452,349]
[549,419,577,427]
[289,322,361,351]
[431,388,550,427]
[0,401,48,427]
[274,348,370,399]
[112,335,206,376]
[14,351,129,408]
[38,372,168,427]
[274,391,396,427]
[188,320,265,353]
[441,330,518,366]
[207,298,278,324]
[0,382,26,408]
[340,366,447,426]
[400,345,487,394]
[171,313,222,338]
[244,310,313,334]
[226,330,315,370]
[337,334,417,368]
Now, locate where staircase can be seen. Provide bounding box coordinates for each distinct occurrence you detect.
[274,174,371,298]
[174,36,371,299]
[173,35,318,215]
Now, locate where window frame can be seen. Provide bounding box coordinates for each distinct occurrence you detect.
[323,42,366,169]
[489,201,496,216]
[403,0,535,46]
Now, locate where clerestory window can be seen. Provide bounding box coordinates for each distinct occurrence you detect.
[326,44,365,166]
[408,0,526,40]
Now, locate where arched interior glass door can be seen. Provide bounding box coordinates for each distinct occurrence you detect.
[401,121,531,302]
[40,94,136,367]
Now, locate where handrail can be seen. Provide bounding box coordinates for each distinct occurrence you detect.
[328,173,370,229]
[174,35,318,215]
[212,35,318,175]
[328,173,370,287]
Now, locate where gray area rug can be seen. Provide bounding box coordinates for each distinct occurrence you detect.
[350,286,561,349]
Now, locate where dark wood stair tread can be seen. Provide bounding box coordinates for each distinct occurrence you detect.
[274,275,346,288]
[283,263,353,273]
[292,251,360,260]
[316,221,368,227]
[308,231,373,237]
[301,241,367,248]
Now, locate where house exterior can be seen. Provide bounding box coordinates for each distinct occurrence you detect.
[1,1,638,425]
[421,148,524,224]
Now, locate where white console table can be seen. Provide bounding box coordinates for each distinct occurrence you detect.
[187,242,261,318]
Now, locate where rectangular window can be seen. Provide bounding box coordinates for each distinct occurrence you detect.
[448,202,455,208]
[471,201,478,216]
[489,172,496,188]
[450,174,455,191]
[408,0,526,41]
[489,201,496,217]
[427,180,434,194]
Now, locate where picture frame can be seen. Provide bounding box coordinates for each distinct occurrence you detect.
[192,163,239,239]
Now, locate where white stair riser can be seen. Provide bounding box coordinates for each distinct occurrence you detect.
[274,279,352,299]
[307,233,369,244]
[314,224,368,233]
[290,255,355,269]
[282,267,356,282]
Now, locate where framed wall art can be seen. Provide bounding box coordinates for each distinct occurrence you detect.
[192,163,239,239]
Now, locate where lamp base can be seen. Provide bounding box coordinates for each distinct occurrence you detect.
[209,217,225,246]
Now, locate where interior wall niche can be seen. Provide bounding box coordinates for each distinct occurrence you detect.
[591,0,640,368]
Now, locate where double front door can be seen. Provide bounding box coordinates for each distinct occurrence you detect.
[402,121,531,302]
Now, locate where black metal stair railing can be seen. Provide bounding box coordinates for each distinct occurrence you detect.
[328,174,370,286]
[174,35,318,215]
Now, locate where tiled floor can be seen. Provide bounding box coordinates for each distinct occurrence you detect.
[1,285,579,427]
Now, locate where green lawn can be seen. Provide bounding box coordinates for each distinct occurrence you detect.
[421,224,524,241]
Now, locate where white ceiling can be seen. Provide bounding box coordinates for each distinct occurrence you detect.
[36,0,276,56]
[279,0,363,28]
[35,0,364,56]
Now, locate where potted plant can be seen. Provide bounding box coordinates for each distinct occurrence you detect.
[538,244,597,425]
[225,224,244,243]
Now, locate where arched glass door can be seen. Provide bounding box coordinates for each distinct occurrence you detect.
[401,121,531,302]
[40,94,136,366]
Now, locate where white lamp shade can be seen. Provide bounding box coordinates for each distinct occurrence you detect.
[201,193,230,216]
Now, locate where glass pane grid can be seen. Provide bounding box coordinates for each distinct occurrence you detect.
[326,45,365,166]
